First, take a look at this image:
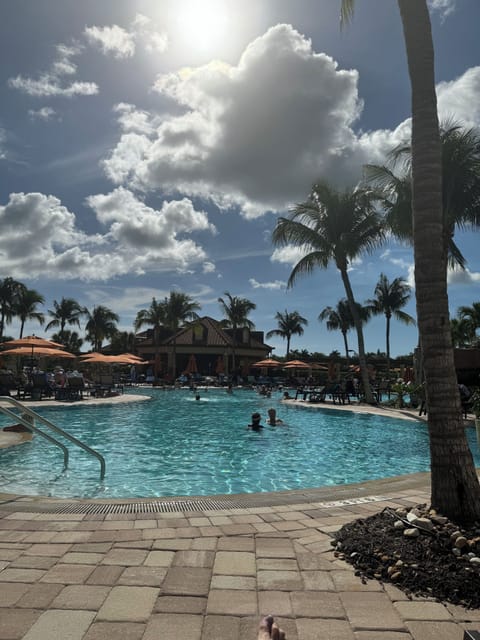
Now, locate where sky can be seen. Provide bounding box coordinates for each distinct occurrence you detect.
[1,0,480,358]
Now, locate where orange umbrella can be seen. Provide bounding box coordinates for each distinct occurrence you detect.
[80,353,136,364]
[283,360,310,370]
[1,346,75,359]
[2,335,64,349]
[183,354,198,375]
[252,358,281,368]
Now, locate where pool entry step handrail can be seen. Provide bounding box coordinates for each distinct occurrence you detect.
[0,396,106,479]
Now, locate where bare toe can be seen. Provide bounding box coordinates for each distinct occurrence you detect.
[271,621,286,640]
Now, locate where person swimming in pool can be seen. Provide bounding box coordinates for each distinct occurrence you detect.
[247,412,264,431]
[267,408,283,425]
[258,615,286,639]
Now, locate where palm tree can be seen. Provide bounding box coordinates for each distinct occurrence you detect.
[450,317,472,349]
[341,0,480,522]
[319,299,370,360]
[46,297,85,342]
[51,330,83,354]
[84,305,119,352]
[134,298,167,379]
[266,310,308,358]
[272,180,384,403]
[458,302,480,344]
[0,277,25,339]
[110,331,137,354]
[218,292,256,373]
[162,291,201,380]
[365,121,480,269]
[15,288,45,338]
[366,274,416,375]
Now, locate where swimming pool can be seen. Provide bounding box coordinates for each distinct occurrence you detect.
[1,388,479,499]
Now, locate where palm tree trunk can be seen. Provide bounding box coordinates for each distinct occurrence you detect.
[339,267,375,404]
[342,331,349,360]
[399,0,480,522]
[286,336,291,358]
[19,320,25,339]
[385,314,391,376]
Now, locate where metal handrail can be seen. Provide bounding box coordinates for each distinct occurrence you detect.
[0,396,106,479]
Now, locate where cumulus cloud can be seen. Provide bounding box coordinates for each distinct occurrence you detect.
[84,24,135,59]
[437,67,480,128]
[0,190,215,281]
[448,267,480,285]
[103,23,480,219]
[84,13,167,59]
[104,24,376,216]
[270,245,310,267]
[249,278,286,290]
[28,107,58,121]
[8,43,98,98]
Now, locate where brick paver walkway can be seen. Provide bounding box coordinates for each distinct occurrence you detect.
[1,481,479,640]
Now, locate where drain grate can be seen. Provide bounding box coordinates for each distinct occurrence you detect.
[0,494,387,515]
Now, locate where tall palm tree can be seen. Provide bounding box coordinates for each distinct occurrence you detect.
[266,310,308,358]
[46,297,85,342]
[458,302,480,344]
[366,274,416,375]
[162,291,201,380]
[135,298,167,379]
[84,305,119,352]
[15,287,45,338]
[365,121,480,269]
[272,180,384,403]
[0,277,25,339]
[319,299,370,360]
[341,0,480,521]
[218,292,256,373]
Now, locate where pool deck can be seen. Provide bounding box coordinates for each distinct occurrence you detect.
[1,396,479,639]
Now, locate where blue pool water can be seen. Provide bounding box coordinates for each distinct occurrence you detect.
[1,388,479,499]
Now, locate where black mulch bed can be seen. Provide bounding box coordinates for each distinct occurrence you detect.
[333,504,480,609]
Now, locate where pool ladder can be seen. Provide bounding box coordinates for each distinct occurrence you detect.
[0,396,106,479]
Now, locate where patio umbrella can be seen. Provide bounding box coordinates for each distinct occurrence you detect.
[252,358,281,368]
[80,353,135,364]
[283,359,309,368]
[183,354,198,375]
[1,335,66,360]
[1,346,76,359]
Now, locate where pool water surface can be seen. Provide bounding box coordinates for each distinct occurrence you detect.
[1,388,479,499]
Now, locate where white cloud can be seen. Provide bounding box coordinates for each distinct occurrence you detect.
[270,245,309,267]
[249,278,286,290]
[202,261,216,273]
[28,107,58,121]
[103,24,480,219]
[428,0,456,20]
[8,43,98,98]
[84,24,136,59]
[104,24,370,216]
[437,67,480,128]
[0,189,215,281]
[448,267,480,285]
[84,13,167,59]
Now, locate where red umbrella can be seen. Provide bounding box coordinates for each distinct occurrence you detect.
[2,335,64,349]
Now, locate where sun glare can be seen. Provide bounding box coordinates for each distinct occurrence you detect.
[174,0,230,55]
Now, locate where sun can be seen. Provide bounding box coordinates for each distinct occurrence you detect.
[173,0,230,55]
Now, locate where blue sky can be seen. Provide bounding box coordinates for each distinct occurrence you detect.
[1,0,479,357]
